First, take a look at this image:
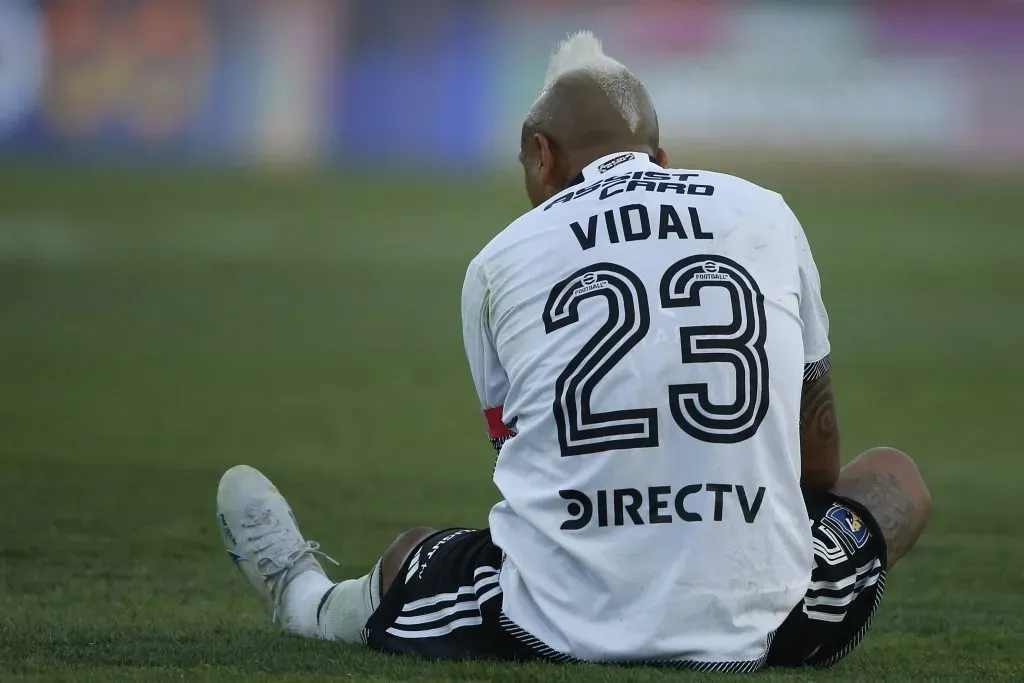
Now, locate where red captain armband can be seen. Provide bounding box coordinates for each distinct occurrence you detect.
[484,406,515,438]
[483,406,516,454]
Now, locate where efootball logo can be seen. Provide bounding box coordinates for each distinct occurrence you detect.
[823,504,870,549]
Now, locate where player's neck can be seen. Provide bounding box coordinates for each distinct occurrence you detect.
[562,147,658,189]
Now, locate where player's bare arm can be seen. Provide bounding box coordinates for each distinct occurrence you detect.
[799,370,840,490]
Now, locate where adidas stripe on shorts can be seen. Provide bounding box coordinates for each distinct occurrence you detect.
[364,528,536,660]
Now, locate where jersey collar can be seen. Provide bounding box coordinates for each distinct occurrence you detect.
[564,152,660,190]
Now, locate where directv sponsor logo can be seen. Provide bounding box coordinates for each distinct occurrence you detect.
[559,484,766,530]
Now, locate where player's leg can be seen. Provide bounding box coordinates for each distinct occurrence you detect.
[831,446,931,568]
[313,526,439,642]
[217,466,528,659]
[379,526,438,591]
[216,465,435,642]
[769,446,931,668]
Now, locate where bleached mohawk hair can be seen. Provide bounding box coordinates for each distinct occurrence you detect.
[542,31,642,132]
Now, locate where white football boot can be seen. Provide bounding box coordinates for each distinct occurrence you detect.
[216,465,337,625]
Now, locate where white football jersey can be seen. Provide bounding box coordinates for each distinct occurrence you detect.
[461,152,831,668]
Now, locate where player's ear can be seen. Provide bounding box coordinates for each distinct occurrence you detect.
[655,147,669,168]
[535,133,562,191]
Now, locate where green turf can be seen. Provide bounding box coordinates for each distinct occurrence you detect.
[1,165,1022,682]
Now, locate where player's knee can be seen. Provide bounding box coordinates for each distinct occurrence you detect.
[837,447,932,567]
[390,526,438,551]
[857,447,932,519]
[380,526,437,594]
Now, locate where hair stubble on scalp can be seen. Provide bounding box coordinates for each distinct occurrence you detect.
[522,31,659,170]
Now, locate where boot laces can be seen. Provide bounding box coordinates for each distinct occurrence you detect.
[241,513,339,622]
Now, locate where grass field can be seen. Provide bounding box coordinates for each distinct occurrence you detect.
[1,165,1022,682]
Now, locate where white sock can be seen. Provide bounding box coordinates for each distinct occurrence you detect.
[317,561,382,644]
[280,570,333,637]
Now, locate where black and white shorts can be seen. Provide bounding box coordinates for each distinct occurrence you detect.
[365,492,887,669]
[364,528,536,660]
[767,491,888,668]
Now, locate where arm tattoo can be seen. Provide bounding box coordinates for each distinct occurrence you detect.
[838,472,917,566]
[800,373,838,456]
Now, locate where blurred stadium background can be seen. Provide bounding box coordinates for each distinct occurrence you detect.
[2,0,1023,168]
[2,1,1023,681]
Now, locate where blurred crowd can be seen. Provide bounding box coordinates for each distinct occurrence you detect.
[1,0,1022,168]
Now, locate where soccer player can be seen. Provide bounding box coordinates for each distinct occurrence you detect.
[216,32,931,670]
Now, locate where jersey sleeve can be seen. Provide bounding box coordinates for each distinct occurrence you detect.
[461,257,515,453]
[785,200,832,382]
